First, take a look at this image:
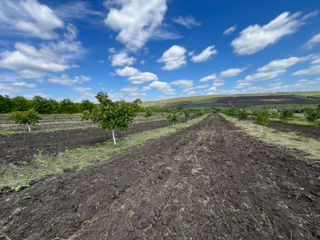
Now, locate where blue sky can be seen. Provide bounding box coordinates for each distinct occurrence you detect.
[0,0,320,102]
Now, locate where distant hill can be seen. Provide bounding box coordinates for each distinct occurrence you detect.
[142,92,320,109]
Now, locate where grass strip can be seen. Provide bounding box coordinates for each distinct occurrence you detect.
[222,114,320,160]
[0,115,207,192]
[269,118,319,127]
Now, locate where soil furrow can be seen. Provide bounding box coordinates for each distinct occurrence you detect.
[0,114,319,239]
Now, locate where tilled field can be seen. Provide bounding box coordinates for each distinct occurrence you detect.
[0,115,319,239]
[268,121,320,141]
[0,120,171,165]
[168,95,320,108]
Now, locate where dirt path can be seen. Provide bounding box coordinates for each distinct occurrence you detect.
[0,120,172,165]
[268,121,320,141]
[1,115,319,239]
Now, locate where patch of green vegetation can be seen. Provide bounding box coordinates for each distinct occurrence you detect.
[0,115,207,192]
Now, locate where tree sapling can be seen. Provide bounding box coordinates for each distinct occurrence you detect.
[8,109,41,132]
[82,92,141,145]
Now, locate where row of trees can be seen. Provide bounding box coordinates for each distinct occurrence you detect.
[0,95,95,114]
[222,105,320,131]
[8,93,209,143]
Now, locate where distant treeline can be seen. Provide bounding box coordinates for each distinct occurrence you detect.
[0,95,96,114]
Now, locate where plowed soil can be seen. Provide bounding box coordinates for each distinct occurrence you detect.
[1,115,319,239]
[169,95,320,108]
[268,121,320,141]
[0,120,171,165]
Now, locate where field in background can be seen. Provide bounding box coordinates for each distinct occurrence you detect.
[142,91,320,108]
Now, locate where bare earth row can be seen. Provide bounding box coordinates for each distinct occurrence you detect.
[0,115,319,239]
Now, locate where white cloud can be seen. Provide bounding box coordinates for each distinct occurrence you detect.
[0,25,83,79]
[110,51,136,66]
[170,79,194,88]
[55,1,103,21]
[172,15,201,29]
[304,33,320,50]
[199,73,217,82]
[223,25,236,35]
[293,57,320,75]
[0,0,64,40]
[149,80,175,95]
[12,81,36,88]
[158,45,187,70]
[245,56,307,82]
[232,12,305,55]
[191,45,217,63]
[72,86,96,102]
[48,74,90,86]
[302,10,318,20]
[235,56,311,88]
[220,67,246,78]
[121,86,146,98]
[0,82,19,96]
[104,0,167,51]
[116,66,158,84]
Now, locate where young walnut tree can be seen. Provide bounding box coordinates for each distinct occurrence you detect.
[166,111,180,127]
[8,109,41,132]
[253,110,270,133]
[144,109,153,120]
[83,92,141,145]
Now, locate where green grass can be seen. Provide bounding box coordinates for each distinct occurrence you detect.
[0,115,207,192]
[270,118,318,127]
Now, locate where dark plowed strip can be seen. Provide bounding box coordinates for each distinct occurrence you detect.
[268,121,320,141]
[0,115,319,239]
[0,120,173,165]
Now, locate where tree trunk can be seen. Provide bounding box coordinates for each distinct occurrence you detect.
[172,122,175,128]
[27,124,31,132]
[112,129,116,145]
[260,125,263,133]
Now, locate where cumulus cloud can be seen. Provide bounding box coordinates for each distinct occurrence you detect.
[236,56,311,88]
[104,0,167,51]
[12,81,36,88]
[220,67,246,78]
[109,51,136,66]
[191,45,217,63]
[149,80,175,95]
[121,86,146,98]
[223,25,236,35]
[72,86,96,102]
[158,45,187,70]
[48,74,90,86]
[304,33,320,49]
[231,12,305,55]
[293,57,320,75]
[116,66,158,84]
[170,79,194,88]
[0,25,83,79]
[245,56,307,82]
[208,78,225,91]
[199,73,217,82]
[172,15,201,29]
[0,0,64,40]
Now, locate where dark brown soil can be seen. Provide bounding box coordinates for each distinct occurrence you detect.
[268,121,320,141]
[169,95,320,108]
[1,115,319,239]
[0,120,172,165]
